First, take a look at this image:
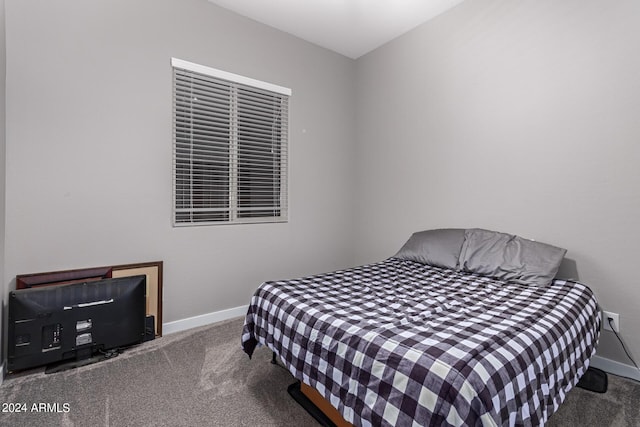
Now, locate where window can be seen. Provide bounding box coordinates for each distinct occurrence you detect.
[172,58,291,225]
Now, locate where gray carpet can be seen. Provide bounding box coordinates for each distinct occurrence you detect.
[0,317,637,427]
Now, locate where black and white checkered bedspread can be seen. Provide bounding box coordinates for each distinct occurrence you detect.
[241,258,600,426]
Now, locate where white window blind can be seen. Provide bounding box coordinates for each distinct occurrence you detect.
[172,58,290,226]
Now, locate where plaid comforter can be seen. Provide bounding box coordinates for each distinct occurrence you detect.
[241,258,600,426]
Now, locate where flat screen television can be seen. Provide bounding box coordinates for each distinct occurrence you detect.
[8,275,147,372]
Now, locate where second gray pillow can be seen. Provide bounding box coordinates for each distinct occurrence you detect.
[458,228,567,286]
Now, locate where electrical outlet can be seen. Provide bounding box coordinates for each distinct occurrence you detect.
[602,311,620,333]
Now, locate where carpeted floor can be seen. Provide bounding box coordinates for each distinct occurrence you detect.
[0,316,638,426]
[0,317,315,427]
[547,368,640,427]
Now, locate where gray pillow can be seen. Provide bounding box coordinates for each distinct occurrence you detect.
[458,228,567,286]
[393,229,466,269]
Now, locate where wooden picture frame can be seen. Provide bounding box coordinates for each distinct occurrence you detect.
[16,266,113,289]
[111,261,163,336]
[15,261,163,336]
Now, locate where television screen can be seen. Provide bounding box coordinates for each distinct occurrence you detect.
[8,275,147,372]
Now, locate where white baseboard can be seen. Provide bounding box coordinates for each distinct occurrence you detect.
[590,355,640,381]
[162,305,248,335]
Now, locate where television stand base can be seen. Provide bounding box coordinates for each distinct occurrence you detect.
[44,351,118,374]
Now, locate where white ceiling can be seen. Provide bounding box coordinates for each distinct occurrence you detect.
[207,0,465,59]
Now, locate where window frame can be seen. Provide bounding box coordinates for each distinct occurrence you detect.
[171,58,291,226]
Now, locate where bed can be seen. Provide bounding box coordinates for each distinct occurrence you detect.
[241,228,601,426]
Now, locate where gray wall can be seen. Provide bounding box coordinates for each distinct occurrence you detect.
[0,0,6,370]
[4,0,356,323]
[354,0,640,364]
